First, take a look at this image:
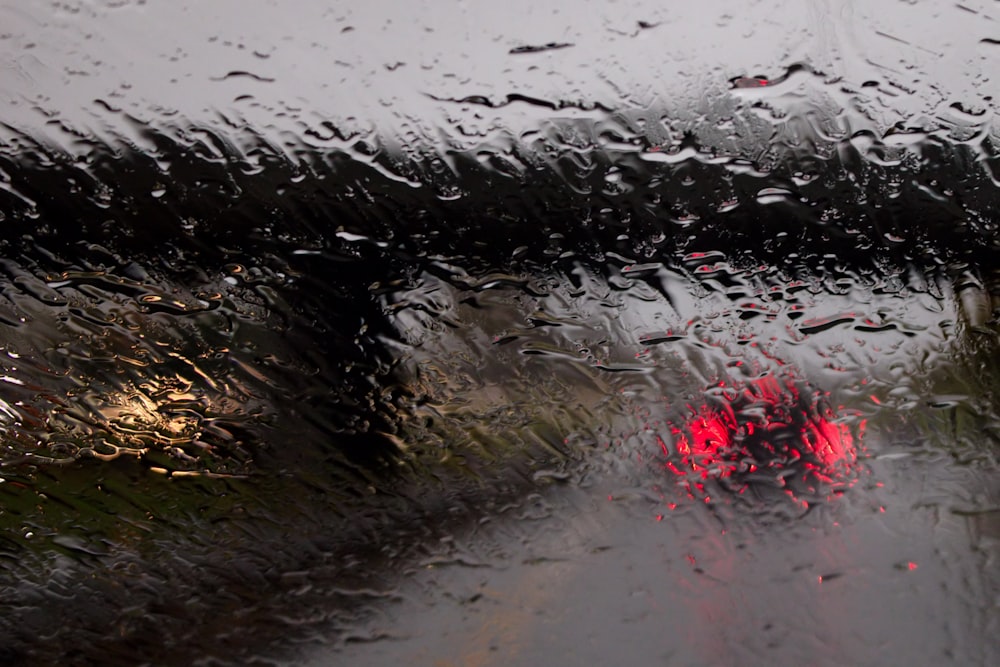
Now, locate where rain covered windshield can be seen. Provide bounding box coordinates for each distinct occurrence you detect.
[0,2,997,665]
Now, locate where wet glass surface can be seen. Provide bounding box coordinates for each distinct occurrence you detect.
[0,1,998,665]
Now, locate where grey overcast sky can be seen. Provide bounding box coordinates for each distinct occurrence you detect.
[0,0,995,148]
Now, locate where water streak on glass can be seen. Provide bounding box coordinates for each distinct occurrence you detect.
[0,1,998,665]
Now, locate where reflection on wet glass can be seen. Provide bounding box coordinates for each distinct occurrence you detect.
[0,1,998,665]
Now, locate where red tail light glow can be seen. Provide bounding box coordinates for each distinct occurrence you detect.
[662,374,863,501]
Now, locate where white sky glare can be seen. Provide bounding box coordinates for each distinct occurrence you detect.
[0,0,995,147]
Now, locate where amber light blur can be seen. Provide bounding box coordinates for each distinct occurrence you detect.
[661,375,862,498]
